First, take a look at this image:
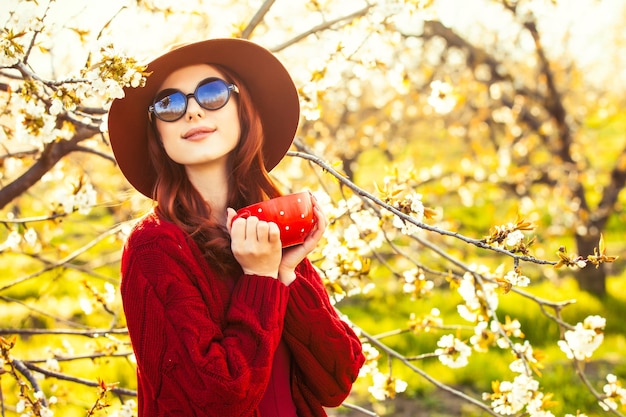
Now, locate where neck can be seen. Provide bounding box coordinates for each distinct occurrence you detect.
[185,163,230,225]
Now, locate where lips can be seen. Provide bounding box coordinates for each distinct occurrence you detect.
[182,126,216,140]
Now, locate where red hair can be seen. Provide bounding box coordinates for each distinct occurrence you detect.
[147,65,283,276]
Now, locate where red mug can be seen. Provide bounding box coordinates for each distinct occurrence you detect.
[233,191,317,247]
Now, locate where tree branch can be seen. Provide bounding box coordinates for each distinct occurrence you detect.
[241,0,275,40]
[22,362,137,397]
[271,4,373,52]
[0,328,128,337]
[289,140,557,267]
[0,126,96,211]
[359,329,501,416]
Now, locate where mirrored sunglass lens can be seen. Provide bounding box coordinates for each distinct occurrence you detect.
[154,91,187,121]
[196,80,229,110]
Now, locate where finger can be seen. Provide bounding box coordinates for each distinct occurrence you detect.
[230,216,246,242]
[245,216,259,241]
[313,205,327,232]
[268,222,281,244]
[226,208,237,231]
[256,221,270,241]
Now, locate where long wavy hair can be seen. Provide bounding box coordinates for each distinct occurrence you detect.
[147,64,283,276]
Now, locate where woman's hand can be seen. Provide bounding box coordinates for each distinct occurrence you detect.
[227,208,282,278]
[278,198,327,285]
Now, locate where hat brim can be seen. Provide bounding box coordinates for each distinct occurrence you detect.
[108,38,299,198]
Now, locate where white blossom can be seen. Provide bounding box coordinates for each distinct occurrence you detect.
[509,341,537,373]
[23,228,38,247]
[55,183,97,215]
[457,270,499,322]
[104,282,116,303]
[487,374,540,415]
[599,373,626,411]
[16,399,26,413]
[46,358,60,372]
[109,400,137,417]
[79,298,94,315]
[558,315,605,360]
[503,270,530,287]
[0,36,20,67]
[402,268,433,297]
[49,98,64,116]
[361,342,380,362]
[1,230,21,251]
[504,229,525,248]
[76,183,97,214]
[469,321,491,352]
[40,407,54,417]
[428,80,456,114]
[435,334,472,368]
[368,371,408,401]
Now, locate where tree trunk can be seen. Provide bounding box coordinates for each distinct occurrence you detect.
[574,232,607,296]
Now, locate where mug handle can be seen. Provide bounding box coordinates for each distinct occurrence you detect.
[233,209,252,220]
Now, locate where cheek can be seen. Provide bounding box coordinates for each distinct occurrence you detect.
[155,124,179,158]
[225,107,242,140]
[155,121,175,141]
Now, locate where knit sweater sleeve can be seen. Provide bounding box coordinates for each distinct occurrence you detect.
[120,216,288,416]
[284,259,365,408]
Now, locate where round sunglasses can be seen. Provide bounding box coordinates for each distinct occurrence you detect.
[148,77,239,122]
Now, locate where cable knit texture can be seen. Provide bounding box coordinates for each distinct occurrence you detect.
[120,211,365,416]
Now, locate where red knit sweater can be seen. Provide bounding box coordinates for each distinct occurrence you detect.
[120,212,365,416]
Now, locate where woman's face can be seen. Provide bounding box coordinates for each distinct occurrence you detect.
[154,64,241,171]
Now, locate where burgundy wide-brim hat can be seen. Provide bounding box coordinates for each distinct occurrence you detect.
[107,38,300,198]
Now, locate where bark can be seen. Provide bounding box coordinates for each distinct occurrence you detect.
[0,125,95,211]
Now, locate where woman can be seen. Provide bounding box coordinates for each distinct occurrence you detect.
[107,38,365,417]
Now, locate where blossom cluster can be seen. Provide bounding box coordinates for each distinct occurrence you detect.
[408,308,444,333]
[358,343,408,401]
[388,191,426,236]
[313,193,379,302]
[0,228,38,253]
[557,315,606,361]
[401,267,434,299]
[1,1,148,150]
[600,374,626,412]
[11,91,75,148]
[483,373,552,416]
[0,1,43,67]
[15,391,56,417]
[484,218,535,253]
[80,282,117,315]
[457,266,500,322]
[54,182,97,215]
[84,41,148,104]
[428,80,457,114]
[109,400,137,417]
[435,334,472,368]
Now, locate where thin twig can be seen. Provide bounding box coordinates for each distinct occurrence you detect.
[341,401,379,416]
[0,328,128,337]
[241,0,275,39]
[573,360,625,417]
[0,222,128,292]
[271,4,374,52]
[23,362,136,397]
[359,329,501,416]
[12,360,48,407]
[288,142,556,267]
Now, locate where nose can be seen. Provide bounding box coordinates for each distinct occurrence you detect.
[185,94,205,121]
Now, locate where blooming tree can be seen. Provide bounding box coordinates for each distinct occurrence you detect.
[1,0,625,416]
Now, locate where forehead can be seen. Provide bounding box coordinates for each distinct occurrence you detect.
[158,64,226,91]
